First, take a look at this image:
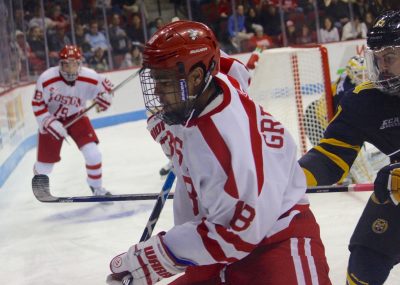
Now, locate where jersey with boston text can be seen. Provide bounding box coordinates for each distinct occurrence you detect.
[162,72,309,266]
[32,66,113,127]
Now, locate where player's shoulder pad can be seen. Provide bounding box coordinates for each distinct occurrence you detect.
[80,66,100,78]
[353,81,375,94]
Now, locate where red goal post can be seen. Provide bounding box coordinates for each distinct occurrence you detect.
[248,45,334,157]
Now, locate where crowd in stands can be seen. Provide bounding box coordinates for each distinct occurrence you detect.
[10,0,399,79]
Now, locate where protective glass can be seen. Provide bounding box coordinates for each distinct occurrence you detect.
[365,46,400,94]
[59,59,81,82]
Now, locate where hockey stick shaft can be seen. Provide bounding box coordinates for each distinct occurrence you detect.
[64,69,140,129]
[32,174,373,204]
[306,183,373,193]
[140,171,175,242]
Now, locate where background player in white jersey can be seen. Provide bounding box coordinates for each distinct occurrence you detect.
[31,45,113,196]
[107,20,331,285]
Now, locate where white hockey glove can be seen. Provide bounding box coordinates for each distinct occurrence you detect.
[107,233,186,285]
[94,92,113,112]
[374,163,400,205]
[41,115,68,140]
[147,114,173,158]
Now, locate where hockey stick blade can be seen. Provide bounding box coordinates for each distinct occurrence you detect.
[31,174,175,203]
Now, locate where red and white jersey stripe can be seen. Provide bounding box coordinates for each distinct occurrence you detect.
[163,73,308,266]
[220,51,251,93]
[32,66,113,127]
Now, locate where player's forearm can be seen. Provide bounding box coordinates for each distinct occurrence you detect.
[299,149,348,186]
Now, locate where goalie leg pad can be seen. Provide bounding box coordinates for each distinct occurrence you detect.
[349,194,400,258]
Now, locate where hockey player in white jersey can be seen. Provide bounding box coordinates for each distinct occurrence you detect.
[32,45,113,196]
[156,43,251,177]
[107,21,332,285]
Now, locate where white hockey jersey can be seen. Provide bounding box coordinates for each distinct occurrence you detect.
[32,66,113,127]
[163,73,309,266]
[220,51,251,93]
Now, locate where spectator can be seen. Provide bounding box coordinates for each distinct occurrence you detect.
[109,13,131,67]
[126,13,145,44]
[74,24,92,60]
[217,0,231,18]
[26,26,46,75]
[298,0,315,14]
[370,0,391,17]
[297,22,314,44]
[364,11,375,30]
[120,45,143,68]
[341,14,367,41]
[319,16,340,43]
[48,26,72,66]
[228,4,254,49]
[15,30,40,79]
[28,6,56,31]
[88,47,108,72]
[148,17,164,37]
[27,26,46,62]
[245,7,260,34]
[260,4,281,36]
[49,4,69,31]
[14,8,29,33]
[353,0,371,20]
[247,24,274,51]
[84,21,109,51]
[285,20,298,45]
[321,0,350,28]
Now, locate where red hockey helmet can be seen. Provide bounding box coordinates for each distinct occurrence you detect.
[140,20,220,125]
[59,45,82,82]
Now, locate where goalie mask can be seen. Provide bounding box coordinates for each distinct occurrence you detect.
[59,45,82,82]
[140,20,220,125]
[346,55,366,85]
[365,10,400,94]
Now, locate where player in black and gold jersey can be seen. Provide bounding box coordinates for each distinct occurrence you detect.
[299,10,400,285]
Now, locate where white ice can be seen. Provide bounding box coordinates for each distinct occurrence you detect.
[0,120,399,284]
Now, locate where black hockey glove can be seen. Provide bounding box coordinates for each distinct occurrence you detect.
[374,163,400,205]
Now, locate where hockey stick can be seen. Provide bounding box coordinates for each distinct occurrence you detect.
[32,173,372,204]
[307,183,373,193]
[139,171,175,241]
[31,172,175,203]
[117,171,176,285]
[64,69,141,129]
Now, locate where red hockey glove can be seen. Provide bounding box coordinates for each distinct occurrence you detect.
[95,92,113,112]
[107,233,186,285]
[41,115,68,140]
[374,163,400,205]
[147,114,174,159]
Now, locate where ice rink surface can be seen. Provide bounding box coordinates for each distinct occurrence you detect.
[1,120,399,284]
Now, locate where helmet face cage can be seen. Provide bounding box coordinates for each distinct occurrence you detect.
[140,67,195,125]
[59,45,82,82]
[365,46,400,94]
[59,59,81,82]
[346,56,367,85]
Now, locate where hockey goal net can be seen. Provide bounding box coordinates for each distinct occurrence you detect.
[248,45,333,156]
[248,45,388,183]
